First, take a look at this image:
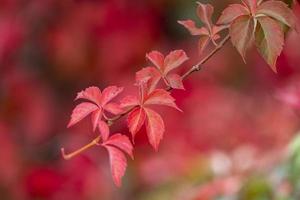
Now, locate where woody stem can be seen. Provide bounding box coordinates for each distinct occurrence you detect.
[181,34,230,80]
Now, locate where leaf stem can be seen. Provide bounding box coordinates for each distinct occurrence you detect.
[61,135,101,160]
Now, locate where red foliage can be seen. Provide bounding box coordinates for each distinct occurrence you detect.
[64,0,297,187]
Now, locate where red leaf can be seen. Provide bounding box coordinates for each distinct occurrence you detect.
[127,107,146,138]
[144,89,181,111]
[104,103,123,115]
[242,0,257,13]
[101,86,123,106]
[75,86,102,105]
[67,102,98,128]
[120,95,139,108]
[229,15,255,62]
[255,16,284,72]
[177,20,209,35]
[91,109,102,132]
[179,4,226,56]
[69,86,124,131]
[144,108,165,151]
[212,25,228,35]
[257,0,296,28]
[198,35,210,55]
[144,50,188,90]
[98,120,109,141]
[136,67,161,93]
[146,51,164,70]
[104,145,127,187]
[166,73,185,90]
[196,2,214,31]
[217,4,249,25]
[104,134,134,159]
[164,50,189,74]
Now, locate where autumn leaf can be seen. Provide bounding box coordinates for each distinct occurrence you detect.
[68,86,123,132]
[121,80,181,149]
[144,108,165,151]
[103,134,134,159]
[98,120,110,141]
[67,102,98,128]
[102,133,133,187]
[103,145,127,187]
[178,2,227,55]
[217,0,295,71]
[230,15,255,61]
[144,89,182,111]
[119,95,139,108]
[256,0,296,28]
[127,107,146,137]
[242,0,258,13]
[255,16,284,72]
[140,50,188,90]
[177,20,208,36]
[217,4,249,25]
[136,67,161,93]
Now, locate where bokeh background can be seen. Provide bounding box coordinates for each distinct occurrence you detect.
[1,0,300,199]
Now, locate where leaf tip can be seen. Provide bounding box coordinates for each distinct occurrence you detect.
[67,120,73,128]
[177,20,184,25]
[153,144,159,152]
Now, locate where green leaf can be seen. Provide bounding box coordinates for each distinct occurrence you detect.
[229,15,255,62]
[255,16,284,72]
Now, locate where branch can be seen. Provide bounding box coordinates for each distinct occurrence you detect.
[62,34,230,160]
[181,34,230,80]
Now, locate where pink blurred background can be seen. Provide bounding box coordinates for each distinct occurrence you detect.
[1,0,300,199]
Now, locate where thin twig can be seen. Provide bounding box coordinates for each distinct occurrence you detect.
[181,34,230,80]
